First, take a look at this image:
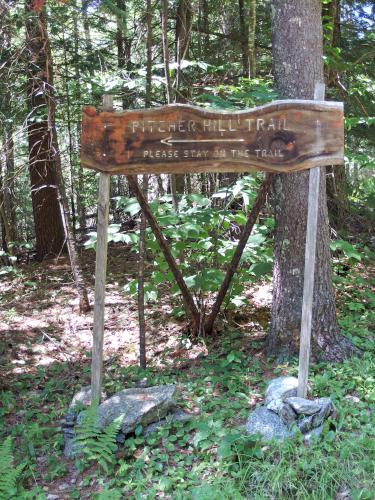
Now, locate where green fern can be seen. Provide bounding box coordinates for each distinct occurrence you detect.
[74,403,123,473]
[0,437,24,499]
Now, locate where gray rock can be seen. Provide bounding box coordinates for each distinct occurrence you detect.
[266,398,297,427]
[63,435,80,459]
[266,398,284,414]
[297,400,334,433]
[246,407,295,441]
[265,377,298,404]
[144,408,193,436]
[63,428,75,438]
[297,415,314,433]
[285,397,321,415]
[69,386,106,409]
[304,424,324,444]
[97,385,177,434]
[279,403,297,427]
[308,398,335,429]
[63,386,104,459]
[316,398,335,417]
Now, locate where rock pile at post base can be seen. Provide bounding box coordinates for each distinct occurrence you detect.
[62,384,192,458]
[246,377,336,441]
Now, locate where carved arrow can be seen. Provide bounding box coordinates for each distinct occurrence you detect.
[160,136,245,147]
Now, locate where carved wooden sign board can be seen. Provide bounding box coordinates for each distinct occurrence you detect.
[81,100,344,175]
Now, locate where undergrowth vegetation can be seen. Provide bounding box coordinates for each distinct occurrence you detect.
[0,243,374,498]
[85,175,274,317]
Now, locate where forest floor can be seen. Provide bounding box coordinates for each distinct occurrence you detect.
[0,243,374,499]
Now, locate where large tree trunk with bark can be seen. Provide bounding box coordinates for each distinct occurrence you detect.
[267,0,354,361]
[1,2,17,245]
[25,1,66,260]
[25,2,90,312]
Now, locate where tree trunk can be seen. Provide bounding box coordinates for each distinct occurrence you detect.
[161,0,173,104]
[25,1,90,312]
[116,0,133,110]
[138,175,148,369]
[138,0,152,369]
[248,0,256,78]
[174,0,192,194]
[81,0,93,55]
[25,1,66,260]
[323,0,350,228]
[72,9,86,232]
[267,0,354,361]
[1,2,16,245]
[239,0,249,76]
[323,0,341,86]
[175,0,192,99]
[0,168,12,254]
[2,129,16,242]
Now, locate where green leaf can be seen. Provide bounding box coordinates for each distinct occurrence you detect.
[330,239,362,261]
[116,196,141,216]
[249,261,273,277]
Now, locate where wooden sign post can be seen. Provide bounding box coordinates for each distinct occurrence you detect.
[297,83,326,398]
[82,88,343,403]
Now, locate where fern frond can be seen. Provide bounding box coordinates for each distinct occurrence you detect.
[74,404,123,473]
[0,437,24,499]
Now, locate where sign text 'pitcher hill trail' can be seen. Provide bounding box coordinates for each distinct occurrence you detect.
[81,100,344,175]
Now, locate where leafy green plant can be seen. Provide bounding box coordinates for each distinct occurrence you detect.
[74,403,123,474]
[0,437,24,498]
[196,78,278,109]
[330,239,362,262]
[114,177,273,315]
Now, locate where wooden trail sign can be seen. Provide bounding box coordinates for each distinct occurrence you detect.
[85,89,343,403]
[81,100,344,175]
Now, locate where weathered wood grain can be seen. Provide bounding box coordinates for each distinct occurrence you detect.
[90,94,112,404]
[297,83,325,398]
[91,171,110,403]
[81,100,344,174]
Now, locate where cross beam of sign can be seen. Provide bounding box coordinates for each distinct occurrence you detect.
[160,136,245,147]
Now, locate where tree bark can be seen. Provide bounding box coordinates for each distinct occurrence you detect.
[1,2,16,249]
[138,175,148,369]
[175,0,192,99]
[116,0,133,110]
[138,0,152,369]
[174,0,192,194]
[161,0,173,104]
[2,129,16,243]
[323,0,351,227]
[268,0,354,361]
[248,0,256,78]
[25,1,90,311]
[239,0,249,76]
[25,1,66,260]
[198,0,209,56]
[72,8,86,232]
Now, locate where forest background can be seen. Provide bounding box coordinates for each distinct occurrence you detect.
[0,0,374,498]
